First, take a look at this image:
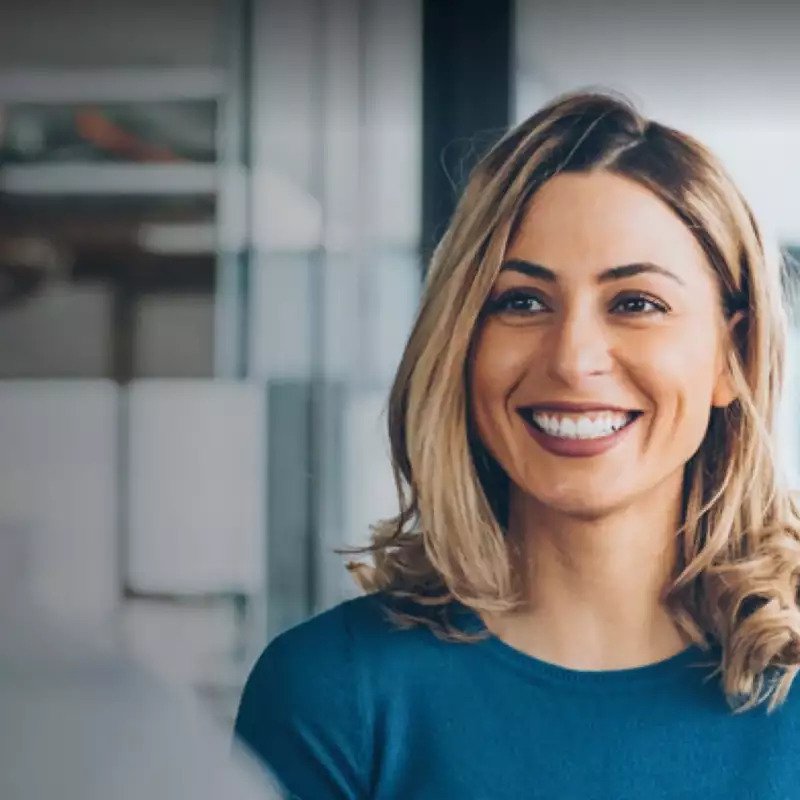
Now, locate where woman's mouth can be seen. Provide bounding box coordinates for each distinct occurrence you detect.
[517,407,643,458]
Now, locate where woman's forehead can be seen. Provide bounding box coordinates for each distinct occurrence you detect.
[505,171,711,283]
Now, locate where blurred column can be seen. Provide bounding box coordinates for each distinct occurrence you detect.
[422,0,512,262]
[215,0,252,378]
[248,0,323,638]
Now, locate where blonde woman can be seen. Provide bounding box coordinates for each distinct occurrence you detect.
[235,91,800,800]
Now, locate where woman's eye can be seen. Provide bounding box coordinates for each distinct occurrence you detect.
[488,291,548,315]
[485,291,669,318]
[612,295,669,315]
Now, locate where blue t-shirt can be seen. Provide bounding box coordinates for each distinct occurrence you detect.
[235,592,800,800]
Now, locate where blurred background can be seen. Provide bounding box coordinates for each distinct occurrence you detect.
[0,0,798,729]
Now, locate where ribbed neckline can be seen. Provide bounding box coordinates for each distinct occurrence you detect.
[452,605,719,690]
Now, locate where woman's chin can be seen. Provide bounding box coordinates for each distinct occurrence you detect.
[519,483,630,521]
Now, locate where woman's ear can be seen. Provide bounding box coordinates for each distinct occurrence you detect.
[711,309,747,408]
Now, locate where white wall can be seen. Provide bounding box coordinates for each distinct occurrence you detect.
[0,381,119,629]
[126,380,266,596]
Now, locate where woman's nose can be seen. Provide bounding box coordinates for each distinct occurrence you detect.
[545,307,614,386]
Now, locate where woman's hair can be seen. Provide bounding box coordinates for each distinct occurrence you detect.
[346,89,800,713]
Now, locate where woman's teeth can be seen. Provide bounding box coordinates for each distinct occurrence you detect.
[528,411,634,440]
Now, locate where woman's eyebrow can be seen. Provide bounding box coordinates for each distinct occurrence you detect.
[499,258,686,286]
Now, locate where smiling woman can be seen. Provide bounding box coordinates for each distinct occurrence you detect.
[235,91,800,800]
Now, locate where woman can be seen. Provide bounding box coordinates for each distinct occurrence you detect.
[235,90,800,799]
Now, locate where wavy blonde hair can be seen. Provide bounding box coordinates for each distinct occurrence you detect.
[346,89,800,713]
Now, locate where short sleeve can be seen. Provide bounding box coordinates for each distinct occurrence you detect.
[234,605,371,800]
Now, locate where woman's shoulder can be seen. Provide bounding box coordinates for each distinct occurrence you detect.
[235,594,409,798]
[238,591,461,709]
[259,591,433,670]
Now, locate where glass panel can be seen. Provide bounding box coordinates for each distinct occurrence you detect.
[248,0,422,633]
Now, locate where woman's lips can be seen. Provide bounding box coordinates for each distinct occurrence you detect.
[519,411,641,458]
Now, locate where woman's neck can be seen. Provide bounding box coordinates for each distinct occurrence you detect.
[483,476,691,670]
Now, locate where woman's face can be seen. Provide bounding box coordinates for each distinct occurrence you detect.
[469,170,736,519]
